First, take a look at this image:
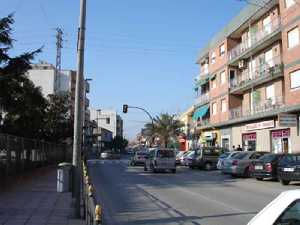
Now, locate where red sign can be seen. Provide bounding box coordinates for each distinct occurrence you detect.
[242,133,257,141]
[271,129,290,138]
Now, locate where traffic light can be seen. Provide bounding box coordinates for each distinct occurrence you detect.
[123,104,128,113]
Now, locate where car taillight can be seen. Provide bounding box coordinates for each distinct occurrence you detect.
[265,163,272,172]
[232,160,238,166]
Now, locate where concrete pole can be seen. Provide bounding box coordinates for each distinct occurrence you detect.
[72,0,87,218]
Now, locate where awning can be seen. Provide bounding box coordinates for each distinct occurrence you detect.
[192,104,209,121]
[196,77,209,86]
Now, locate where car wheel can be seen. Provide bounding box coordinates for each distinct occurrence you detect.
[144,166,148,172]
[281,179,290,185]
[256,178,263,181]
[204,163,212,171]
[172,169,176,174]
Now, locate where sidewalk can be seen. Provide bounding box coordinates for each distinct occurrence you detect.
[0,166,84,225]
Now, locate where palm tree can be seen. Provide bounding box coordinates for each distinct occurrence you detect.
[145,113,184,148]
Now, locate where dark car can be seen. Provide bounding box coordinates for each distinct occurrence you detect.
[277,154,300,185]
[190,147,229,170]
[251,153,285,181]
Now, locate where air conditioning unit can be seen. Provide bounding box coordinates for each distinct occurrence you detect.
[238,60,246,69]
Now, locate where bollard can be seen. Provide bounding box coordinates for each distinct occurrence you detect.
[95,205,102,225]
[88,184,93,197]
[85,176,90,185]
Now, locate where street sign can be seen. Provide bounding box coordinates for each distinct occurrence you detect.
[278,113,297,127]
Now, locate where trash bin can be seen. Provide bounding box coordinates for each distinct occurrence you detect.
[57,162,72,193]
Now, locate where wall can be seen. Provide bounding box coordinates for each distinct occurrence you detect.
[27,69,55,97]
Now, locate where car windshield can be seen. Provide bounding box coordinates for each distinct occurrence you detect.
[283,155,300,163]
[176,151,185,158]
[186,151,195,157]
[232,152,248,160]
[220,152,230,159]
[259,154,278,162]
[157,150,175,158]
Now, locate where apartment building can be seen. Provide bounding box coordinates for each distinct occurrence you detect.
[193,0,300,153]
[178,107,194,150]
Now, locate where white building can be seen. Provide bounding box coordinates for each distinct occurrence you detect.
[90,109,123,138]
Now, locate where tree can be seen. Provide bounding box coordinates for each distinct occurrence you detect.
[111,136,128,152]
[43,92,73,143]
[0,15,45,138]
[145,113,184,148]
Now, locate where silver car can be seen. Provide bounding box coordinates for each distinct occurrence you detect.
[144,148,176,173]
[217,151,240,170]
[222,151,268,177]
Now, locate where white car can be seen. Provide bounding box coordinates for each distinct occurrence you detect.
[217,151,240,170]
[247,189,300,225]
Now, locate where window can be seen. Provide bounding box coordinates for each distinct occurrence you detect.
[211,77,217,89]
[211,52,216,64]
[263,16,271,34]
[221,99,227,112]
[274,200,300,225]
[266,84,275,104]
[288,27,299,49]
[290,69,300,89]
[285,0,295,8]
[106,118,110,124]
[220,71,226,84]
[219,44,225,57]
[212,102,217,115]
[265,49,273,67]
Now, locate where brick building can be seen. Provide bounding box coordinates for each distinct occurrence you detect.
[193,0,300,153]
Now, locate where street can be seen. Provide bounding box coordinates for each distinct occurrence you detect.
[88,158,299,225]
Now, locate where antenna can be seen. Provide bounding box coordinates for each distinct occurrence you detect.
[55,28,64,93]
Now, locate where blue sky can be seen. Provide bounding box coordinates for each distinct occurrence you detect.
[1,0,246,140]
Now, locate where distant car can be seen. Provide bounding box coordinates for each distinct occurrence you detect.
[144,148,176,173]
[176,151,186,165]
[100,151,112,159]
[130,151,149,166]
[217,151,240,170]
[190,147,229,170]
[179,151,191,165]
[222,151,268,177]
[277,153,300,185]
[182,151,195,166]
[251,153,285,181]
[247,190,300,225]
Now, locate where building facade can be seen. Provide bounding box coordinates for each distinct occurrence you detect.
[178,107,194,151]
[90,109,123,138]
[193,0,300,153]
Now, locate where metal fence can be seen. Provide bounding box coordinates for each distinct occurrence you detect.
[0,133,71,183]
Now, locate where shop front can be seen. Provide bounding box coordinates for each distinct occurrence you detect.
[242,132,257,151]
[200,130,220,147]
[271,128,291,153]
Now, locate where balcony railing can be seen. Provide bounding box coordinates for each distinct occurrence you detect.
[195,93,210,106]
[230,56,283,91]
[228,17,281,61]
[191,119,210,129]
[229,96,284,120]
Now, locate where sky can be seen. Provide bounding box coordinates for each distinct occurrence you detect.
[1,0,246,140]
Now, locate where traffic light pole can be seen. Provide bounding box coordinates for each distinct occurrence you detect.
[127,106,154,128]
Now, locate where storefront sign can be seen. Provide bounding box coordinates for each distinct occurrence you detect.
[279,113,297,127]
[246,120,275,131]
[242,132,257,141]
[271,129,290,138]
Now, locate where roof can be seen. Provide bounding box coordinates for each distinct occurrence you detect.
[196,1,275,63]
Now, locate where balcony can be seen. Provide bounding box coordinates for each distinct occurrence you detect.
[228,17,281,63]
[229,96,284,120]
[195,93,210,107]
[191,119,210,130]
[230,56,283,94]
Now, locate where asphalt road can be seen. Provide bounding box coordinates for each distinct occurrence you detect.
[88,158,299,225]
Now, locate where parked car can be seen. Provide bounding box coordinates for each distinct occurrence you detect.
[130,151,149,166]
[182,151,195,166]
[251,153,285,181]
[277,153,300,185]
[247,189,300,225]
[222,151,268,177]
[179,151,192,166]
[144,148,176,173]
[176,151,186,165]
[100,151,112,159]
[217,151,240,170]
[190,147,229,170]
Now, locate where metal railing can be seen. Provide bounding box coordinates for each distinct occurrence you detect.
[229,96,284,120]
[191,119,210,129]
[228,17,281,61]
[0,133,70,183]
[230,56,283,91]
[82,161,103,225]
[195,93,210,105]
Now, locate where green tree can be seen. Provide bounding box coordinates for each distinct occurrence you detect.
[111,136,128,152]
[145,113,183,148]
[43,92,73,143]
[0,15,45,138]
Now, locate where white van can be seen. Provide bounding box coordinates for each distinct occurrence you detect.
[144,148,176,173]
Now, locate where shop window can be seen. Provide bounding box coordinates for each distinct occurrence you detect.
[285,0,295,8]
[219,44,225,57]
[220,71,226,84]
[212,102,217,115]
[290,69,300,89]
[288,27,299,49]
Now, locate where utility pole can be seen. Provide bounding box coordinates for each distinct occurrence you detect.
[72,0,86,218]
[55,28,63,93]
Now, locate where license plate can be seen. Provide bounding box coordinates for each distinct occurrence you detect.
[255,165,263,170]
[284,168,295,172]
